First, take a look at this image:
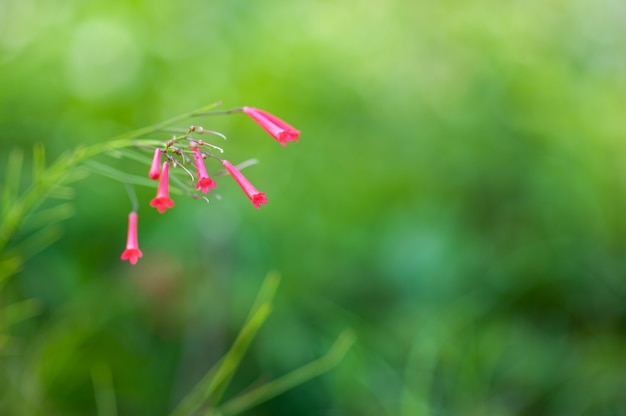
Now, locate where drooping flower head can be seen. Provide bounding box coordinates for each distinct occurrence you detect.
[120,211,143,265]
[150,161,175,213]
[243,107,300,147]
[191,143,216,194]
[222,160,268,209]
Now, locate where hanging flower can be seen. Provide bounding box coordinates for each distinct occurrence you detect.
[149,148,162,179]
[191,144,216,194]
[243,107,300,147]
[120,211,143,265]
[150,161,175,213]
[222,160,268,209]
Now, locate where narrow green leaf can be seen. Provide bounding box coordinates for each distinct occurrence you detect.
[4,224,64,264]
[84,160,158,189]
[46,186,76,200]
[211,272,281,403]
[22,203,75,232]
[171,273,281,416]
[204,272,283,409]
[0,334,14,353]
[32,143,46,182]
[0,255,23,286]
[248,271,281,320]
[202,304,273,402]
[172,303,273,416]
[62,166,91,185]
[105,148,152,164]
[0,298,41,330]
[91,363,118,416]
[2,148,24,206]
[217,329,357,416]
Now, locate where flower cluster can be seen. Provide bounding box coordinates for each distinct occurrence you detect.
[121,106,300,265]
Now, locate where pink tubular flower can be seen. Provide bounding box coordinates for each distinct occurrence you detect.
[120,212,143,265]
[243,107,300,147]
[150,161,175,213]
[222,160,268,209]
[191,146,216,194]
[149,148,162,179]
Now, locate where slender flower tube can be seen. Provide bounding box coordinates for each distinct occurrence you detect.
[222,160,268,209]
[150,161,175,213]
[149,148,162,179]
[243,107,300,147]
[120,212,143,265]
[191,146,216,194]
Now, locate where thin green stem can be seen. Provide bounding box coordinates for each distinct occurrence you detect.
[0,101,222,255]
[191,108,243,117]
[91,363,118,416]
[216,329,357,416]
[124,183,139,212]
[170,304,272,416]
[80,101,224,159]
[170,273,280,416]
[205,271,281,408]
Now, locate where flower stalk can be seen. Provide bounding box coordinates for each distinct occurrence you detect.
[0,101,302,268]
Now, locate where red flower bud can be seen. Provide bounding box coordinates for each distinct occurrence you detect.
[150,162,175,213]
[120,212,143,265]
[191,146,216,194]
[243,107,300,147]
[222,160,268,209]
[149,148,162,180]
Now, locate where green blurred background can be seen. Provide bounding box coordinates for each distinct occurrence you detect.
[2,0,626,414]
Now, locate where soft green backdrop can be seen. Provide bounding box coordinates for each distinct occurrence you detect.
[1,0,626,414]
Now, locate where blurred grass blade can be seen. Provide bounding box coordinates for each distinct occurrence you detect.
[206,271,282,407]
[247,271,280,322]
[47,186,76,200]
[91,363,118,416]
[2,148,24,209]
[216,329,356,416]
[173,304,272,416]
[61,165,91,185]
[105,148,152,164]
[85,159,186,195]
[0,256,22,285]
[0,333,14,354]
[32,143,46,181]
[200,304,272,409]
[23,203,75,232]
[0,298,41,330]
[84,160,157,188]
[4,224,64,264]
[171,273,280,416]
[213,271,280,405]
[401,334,441,416]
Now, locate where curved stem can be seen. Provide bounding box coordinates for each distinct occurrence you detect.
[216,329,356,416]
[0,101,223,255]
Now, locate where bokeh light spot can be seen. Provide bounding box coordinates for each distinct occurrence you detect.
[65,20,142,100]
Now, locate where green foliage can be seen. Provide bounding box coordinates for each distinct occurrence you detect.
[171,272,355,416]
[2,0,626,414]
[0,106,353,414]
